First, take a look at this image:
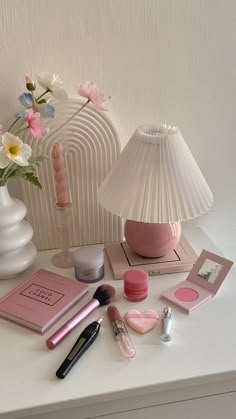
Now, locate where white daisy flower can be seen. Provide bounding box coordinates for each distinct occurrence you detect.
[0,132,32,168]
[37,72,68,99]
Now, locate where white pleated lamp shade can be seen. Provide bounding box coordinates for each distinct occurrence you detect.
[98,124,214,223]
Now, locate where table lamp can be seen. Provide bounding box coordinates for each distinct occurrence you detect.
[98,124,214,257]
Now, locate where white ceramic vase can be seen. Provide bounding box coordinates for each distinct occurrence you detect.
[0,185,37,279]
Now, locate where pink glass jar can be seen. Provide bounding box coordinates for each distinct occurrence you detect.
[124,269,148,302]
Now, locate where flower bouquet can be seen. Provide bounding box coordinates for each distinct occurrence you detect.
[0,72,107,188]
[0,72,108,279]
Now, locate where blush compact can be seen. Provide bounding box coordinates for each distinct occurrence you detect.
[160,249,233,314]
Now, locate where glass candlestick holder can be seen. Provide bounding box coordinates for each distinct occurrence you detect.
[51,203,74,268]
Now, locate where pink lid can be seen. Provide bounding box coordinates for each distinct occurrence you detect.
[124,270,148,291]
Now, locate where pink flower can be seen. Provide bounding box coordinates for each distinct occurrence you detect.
[76,81,107,110]
[25,74,35,85]
[26,109,46,138]
[25,74,36,91]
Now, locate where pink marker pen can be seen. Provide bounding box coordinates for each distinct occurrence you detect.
[107,305,136,358]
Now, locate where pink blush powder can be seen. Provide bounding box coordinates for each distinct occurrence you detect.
[175,287,199,302]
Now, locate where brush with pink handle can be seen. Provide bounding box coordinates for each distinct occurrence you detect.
[46,284,115,349]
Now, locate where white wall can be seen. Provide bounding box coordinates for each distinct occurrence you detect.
[0,0,235,262]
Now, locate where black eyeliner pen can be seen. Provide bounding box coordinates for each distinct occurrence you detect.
[56,317,103,379]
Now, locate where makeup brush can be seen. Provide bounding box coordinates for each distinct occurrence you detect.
[46,284,115,349]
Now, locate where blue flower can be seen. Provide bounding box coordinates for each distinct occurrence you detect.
[15,110,28,118]
[16,92,55,119]
[18,92,34,109]
[36,103,55,118]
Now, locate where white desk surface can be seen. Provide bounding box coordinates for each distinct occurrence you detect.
[0,228,235,418]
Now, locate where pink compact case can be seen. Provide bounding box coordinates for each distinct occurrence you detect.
[160,249,233,314]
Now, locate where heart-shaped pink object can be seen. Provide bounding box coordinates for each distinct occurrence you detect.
[124,310,159,334]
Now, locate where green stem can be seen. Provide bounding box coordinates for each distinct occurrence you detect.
[35,89,50,102]
[7,116,21,133]
[41,99,90,144]
[7,89,50,133]
[2,162,15,180]
[13,125,29,136]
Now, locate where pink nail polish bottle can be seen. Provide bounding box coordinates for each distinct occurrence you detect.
[123,269,148,302]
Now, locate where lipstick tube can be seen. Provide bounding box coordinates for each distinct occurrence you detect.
[161,306,173,342]
[107,305,136,358]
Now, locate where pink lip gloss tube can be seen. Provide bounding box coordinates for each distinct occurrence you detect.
[107,305,136,358]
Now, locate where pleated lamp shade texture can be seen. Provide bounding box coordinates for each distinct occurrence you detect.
[98,124,214,223]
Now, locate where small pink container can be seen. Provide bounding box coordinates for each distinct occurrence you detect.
[124,269,148,302]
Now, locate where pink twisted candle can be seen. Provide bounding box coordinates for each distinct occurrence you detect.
[52,142,69,206]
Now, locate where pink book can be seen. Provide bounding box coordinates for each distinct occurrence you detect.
[0,269,88,334]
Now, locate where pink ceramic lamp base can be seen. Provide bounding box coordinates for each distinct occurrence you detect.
[124,220,181,258]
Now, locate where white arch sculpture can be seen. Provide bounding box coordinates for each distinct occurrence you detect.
[20,99,122,250]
